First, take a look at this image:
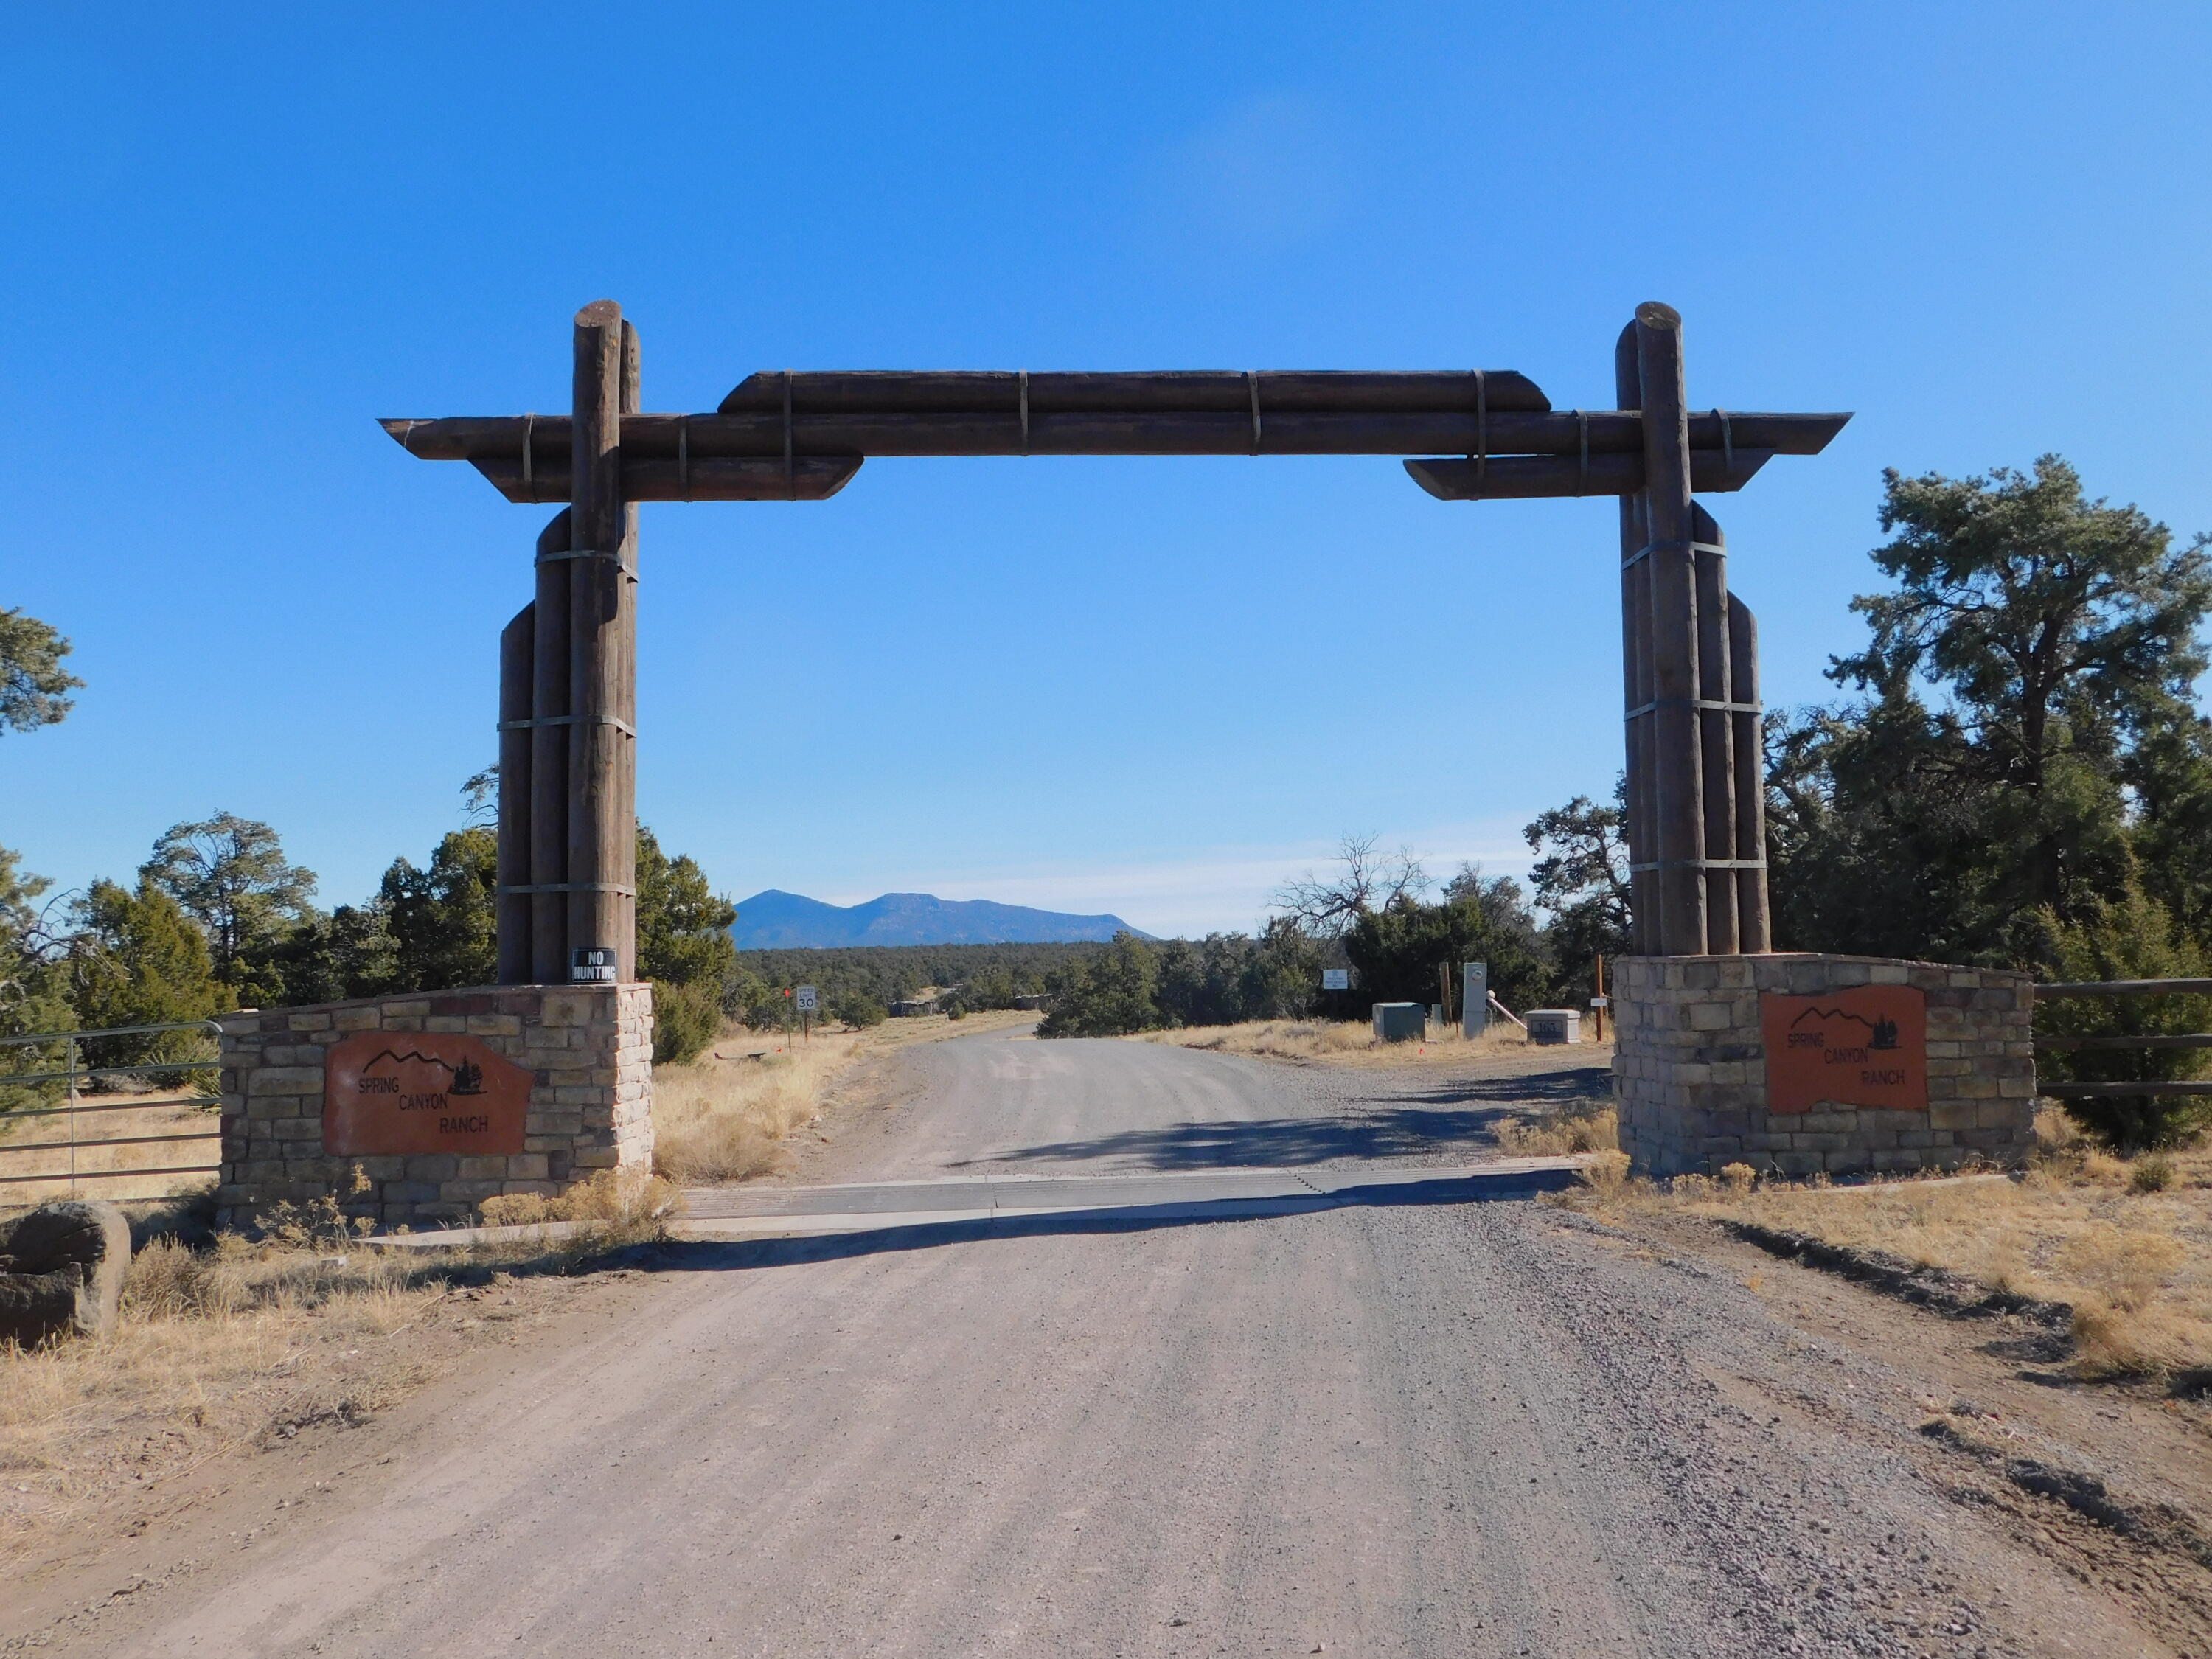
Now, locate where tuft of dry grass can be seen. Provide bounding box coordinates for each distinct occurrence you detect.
[652,1007,1037,1185]
[479,1167,684,1238]
[1573,1106,2212,1379]
[1494,1106,1620,1156]
[1136,1018,1565,1068]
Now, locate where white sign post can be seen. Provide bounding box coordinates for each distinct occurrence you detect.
[796,984,817,1042]
[1321,968,1349,992]
[1462,962,1489,1039]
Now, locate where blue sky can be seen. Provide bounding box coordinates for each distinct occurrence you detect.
[5,4,2209,937]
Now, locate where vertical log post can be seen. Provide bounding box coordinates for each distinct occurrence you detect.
[529,507,574,983]
[495,601,535,984]
[1728,594,1772,950]
[1614,324,1658,955]
[1610,327,1663,960]
[1691,503,1738,953]
[616,319,641,982]
[568,302,627,980]
[1633,302,1708,956]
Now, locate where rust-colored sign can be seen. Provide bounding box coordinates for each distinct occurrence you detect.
[323,1033,531,1156]
[1759,986,1928,1114]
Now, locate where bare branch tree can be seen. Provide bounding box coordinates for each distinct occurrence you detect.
[1271,833,1428,937]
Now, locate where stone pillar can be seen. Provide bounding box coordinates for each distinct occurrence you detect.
[1613,953,2035,1178]
[215,983,654,1231]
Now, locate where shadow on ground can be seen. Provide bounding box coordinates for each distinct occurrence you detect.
[953,1064,1613,1172]
[650,1169,1578,1270]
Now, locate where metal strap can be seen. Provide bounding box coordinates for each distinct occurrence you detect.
[1576,409,1588,494]
[1624,698,1763,720]
[1248,371,1262,455]
[782,369,795,498]
[1472,369,1487,481]
[678,414,690,496]
[1019,369,1030,456]
[522,412,535,489]
[1715,407,1733,471]
[1628,858,1765,872]
[499,714,637,737]
[497,882,637,895]
[1621,538,1725,571]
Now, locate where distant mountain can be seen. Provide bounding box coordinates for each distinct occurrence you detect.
[730,890,1155,949]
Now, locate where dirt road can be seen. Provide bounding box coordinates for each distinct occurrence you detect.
[6,1029,2195,1657]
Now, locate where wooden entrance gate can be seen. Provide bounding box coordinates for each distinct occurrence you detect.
[384,302,1848,979]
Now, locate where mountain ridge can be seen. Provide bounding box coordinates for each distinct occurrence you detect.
[730,889,1155,949]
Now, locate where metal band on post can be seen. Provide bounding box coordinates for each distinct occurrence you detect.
[1248,372,1262,455]
[1472,368,1487,482]
[1576,410,1589,495]
[521,413,534,490]
[499,714,637,737]
[1019,369,1029,455]
[782,368,795,499]
[496,881,638,895]
[678,415,690,498]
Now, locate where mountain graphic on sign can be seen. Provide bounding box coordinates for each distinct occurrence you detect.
[361,1048,484,1094]
[1787,1007,1879,1039]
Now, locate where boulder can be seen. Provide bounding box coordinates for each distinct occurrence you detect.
[0,1200,131,1347]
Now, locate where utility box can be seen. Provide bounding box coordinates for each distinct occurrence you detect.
[1526,1009,1582,1045]
[1372,1002,1427,1043]
[1462,963,1489,1038]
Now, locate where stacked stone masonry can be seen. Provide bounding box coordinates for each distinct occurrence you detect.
[1613,953,2035,1178]
[216,984,653,1231]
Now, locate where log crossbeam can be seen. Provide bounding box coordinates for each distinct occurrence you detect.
[378,379,1848,506]
[403,326,1848,974]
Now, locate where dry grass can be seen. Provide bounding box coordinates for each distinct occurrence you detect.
[1573,1107,2212,1380]
[0,1089,221,1206]
[0,1212,628,1569]
[1135,1018,1582,1068]
[1494,1106,1621,1157]
[652,1008,1036,1185]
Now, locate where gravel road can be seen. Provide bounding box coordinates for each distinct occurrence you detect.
[18,1029,2180,1658]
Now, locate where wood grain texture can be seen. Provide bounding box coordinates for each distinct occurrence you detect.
[1635,303,1708,956]
[381,408,1848,465]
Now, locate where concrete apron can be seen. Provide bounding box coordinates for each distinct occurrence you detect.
[358,1158,1591,1248]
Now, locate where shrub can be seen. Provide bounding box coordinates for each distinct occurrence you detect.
[2129,1152,2177,1194]
[1719,1161,1756,1192]
[651,978,723,1065]
[833,993,887,1029]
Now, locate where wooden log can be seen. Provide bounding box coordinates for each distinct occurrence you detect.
[1615,321,1658,957]
[717,369,1552,416]
[616,319,640,984]
[568,301,625,981]
[496,600,535,985]
[1403,448,1773,501]
[529,509,572,984]
[1692,504,1737,955]
[380,408,1849,465]
[1728,592,1771,951]
[1635,302,1707,956]
[469,454,864,504]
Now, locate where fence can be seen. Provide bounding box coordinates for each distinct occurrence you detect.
[0,1019,225,1200]
[2032,977,2212,1098]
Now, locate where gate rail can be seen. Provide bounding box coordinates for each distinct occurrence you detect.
[0,1020,225,1192]
[2032,979,2212,1098]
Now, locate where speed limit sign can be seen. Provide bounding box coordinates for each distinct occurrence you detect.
[795,985,818,1012]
